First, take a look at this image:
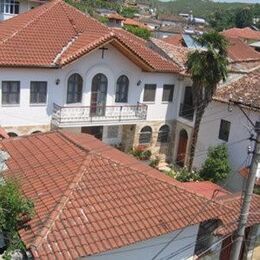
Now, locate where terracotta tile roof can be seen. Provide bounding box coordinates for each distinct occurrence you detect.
[180,181,260,236]
[222,27,260,41]
[158,24,184,34]
[226,37,260,62]
[158,14,186,23]
[162,34,185,47]
[123,18,150,30]
[182,181,231,199]
[1,131,233,259]
[150,38,189,69]
[214,67,260,110]
[106,13,125,21]
[229,60,260,73]
[0,0,179,73]
[0,127,9,139]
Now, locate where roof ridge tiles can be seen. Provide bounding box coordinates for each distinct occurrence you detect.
[30,154,93,249]
[0,0,60,45]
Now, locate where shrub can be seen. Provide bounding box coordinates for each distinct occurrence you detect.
[0,179,34,259]
[123,25,151,40]
[165,167,201,182]
[199,144,231,183]
[130,145,152,160]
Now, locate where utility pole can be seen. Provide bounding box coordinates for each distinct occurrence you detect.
[230,121,260,260]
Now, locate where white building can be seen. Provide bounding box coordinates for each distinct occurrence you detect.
[193,68,260,191]
[0,0,196,165]
[0,0,45,20]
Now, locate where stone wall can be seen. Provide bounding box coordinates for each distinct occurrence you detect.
[3,124,50,136]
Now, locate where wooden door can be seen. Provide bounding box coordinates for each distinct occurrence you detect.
[176,129,188,167]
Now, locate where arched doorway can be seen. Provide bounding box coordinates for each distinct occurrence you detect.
[176,129,188,167]
[90,73,108,116]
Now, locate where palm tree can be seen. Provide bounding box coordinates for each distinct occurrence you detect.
[186,31,229,169]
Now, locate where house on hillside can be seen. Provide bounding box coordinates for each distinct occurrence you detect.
[0,0,198,164]
[150,36,260,191]
[0,130,259,259]
[0,0,46,20]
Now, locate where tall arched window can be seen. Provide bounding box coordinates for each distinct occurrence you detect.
[139,126,152,144]
[157,125,170,143]
[67,73,83,104]
[115,75,129,103]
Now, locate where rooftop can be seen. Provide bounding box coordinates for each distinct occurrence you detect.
[222,27,260,41]
[1,131,237,259]
[0,0,179,73]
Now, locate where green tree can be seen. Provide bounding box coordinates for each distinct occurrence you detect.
[0,179,34,259]
[123,25,151,40]
[199,144,231,183]
[209,10,236,31]
[186,32,229,168]
[235,7,253,28]
[120,7,138,18]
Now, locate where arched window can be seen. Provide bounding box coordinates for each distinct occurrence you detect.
[139,126,152,144]
[67,73,83,104]
[115,75,129,103]
[7,132,18,137]
[157,125,170,143]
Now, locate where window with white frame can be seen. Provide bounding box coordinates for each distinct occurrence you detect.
[30,81,47,104]
[218,119,231,142]
[115,75,129,103]
[157,125,170,143]
[162,84,174,102]
[0,0,20,14]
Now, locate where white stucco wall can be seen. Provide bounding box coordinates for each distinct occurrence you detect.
[0,43,183,130]
[86,224,199,260]
[193,101,260,191]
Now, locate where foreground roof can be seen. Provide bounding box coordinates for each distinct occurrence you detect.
[222,27,260,41]
[0,0,179,73]
[1,131,231,259]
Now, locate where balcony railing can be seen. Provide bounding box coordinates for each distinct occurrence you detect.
[179,103,195,121]
[52,103,148,127]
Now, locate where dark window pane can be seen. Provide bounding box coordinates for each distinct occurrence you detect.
[30,81,47,104]
[2,81,20,105]
[218,119,231,142]
[139,126,152,144]
[115,75,129,103]
[162,84,174,102]
[143,84,156,102]
[157,125,170,143]
[67,73,83,104]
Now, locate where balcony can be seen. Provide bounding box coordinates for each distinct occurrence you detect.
[179,103,195,121]
[52,103,148,127]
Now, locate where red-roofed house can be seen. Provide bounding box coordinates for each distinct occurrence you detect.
[0,0,199,164]
[222,27,260,44]
[0,131,259,259]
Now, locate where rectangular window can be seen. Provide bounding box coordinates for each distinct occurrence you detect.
[143,84,156,102]
[30,81,47,104]
[218,119,231,142]
[162,84,174,102]
[0,0,19,14]
[2,81,20,105]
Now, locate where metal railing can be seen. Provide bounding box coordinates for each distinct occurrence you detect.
[52,103,148,127]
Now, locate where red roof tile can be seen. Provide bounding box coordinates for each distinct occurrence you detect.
[0,0,179,73]
[162,34,185,47]
[214,67,260,109]
[226,37,260,62]
[222,27,260,41]
[1,131,233,259]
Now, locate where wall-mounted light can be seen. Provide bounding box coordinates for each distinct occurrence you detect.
[55,79,60,85]
[137,80,142,86]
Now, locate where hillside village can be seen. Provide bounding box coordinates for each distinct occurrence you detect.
[0,0,259,259]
